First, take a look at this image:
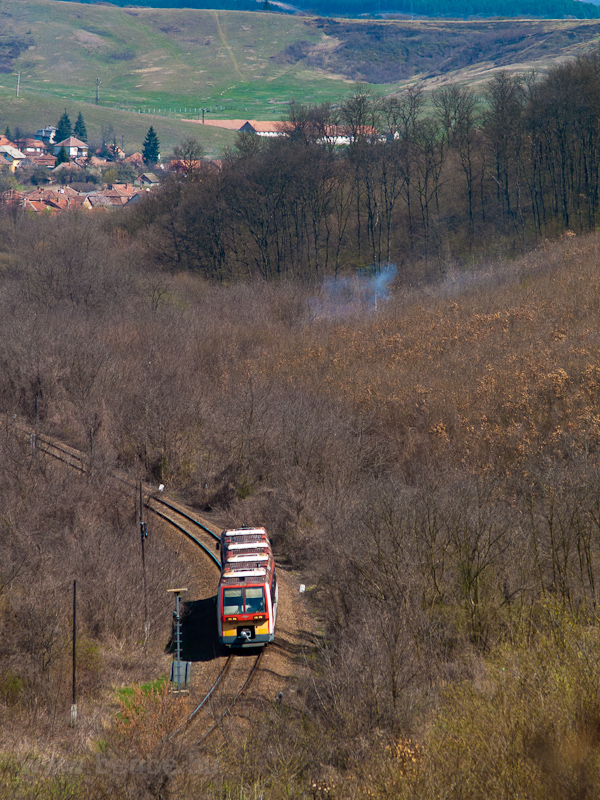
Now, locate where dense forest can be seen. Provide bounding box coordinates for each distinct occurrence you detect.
[5,55,600,799]
[65,0,600,19]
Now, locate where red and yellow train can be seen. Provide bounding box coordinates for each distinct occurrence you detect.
[217,527,278,648]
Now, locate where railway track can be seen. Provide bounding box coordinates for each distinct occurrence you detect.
[146,493,222,568]
[171,648,264,745]
[18,427,88,472]
[12,419,265,746]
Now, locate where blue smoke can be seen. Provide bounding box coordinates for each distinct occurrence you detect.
[310,264,397,319]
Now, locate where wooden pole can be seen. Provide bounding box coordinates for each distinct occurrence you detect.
[140,482,149,650]
[71,580,77,726]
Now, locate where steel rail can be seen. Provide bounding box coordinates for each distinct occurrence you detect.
[169,655,233,739]
[27,433,86,472]
[146,500,221,568]
[150,494,221,541]
[194,649,264,746]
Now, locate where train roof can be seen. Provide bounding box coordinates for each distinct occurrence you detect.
[226,554,269,562]
[222,527,267,537]
[222,528,268,543]
[227,542,270,550]
[222,568,267,580]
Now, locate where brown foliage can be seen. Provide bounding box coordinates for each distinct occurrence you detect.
[4,189,600,795]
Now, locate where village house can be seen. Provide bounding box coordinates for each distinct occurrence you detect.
[86,184,140,207]
[36,126,57,145]
[124,152,145,168]
[0,145,26,171]
[21,186,93,213]
[199,119,287,137]
[86,155,110,168]
[20,154,57,170]
[238,120,287,137]
[52,161,84,178]
[134,172,160,187]
[53,136,89,159]
[15,138,47,157]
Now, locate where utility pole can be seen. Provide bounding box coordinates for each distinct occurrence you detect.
[89,426,94,476]
[16,72,20,98]
[96,77,100,106]
[139,482,149,650]
[71,579,77,726]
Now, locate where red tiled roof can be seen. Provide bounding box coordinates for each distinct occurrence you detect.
[15,138,45,149]
[184,119,284,133]
[187,119,248,130]
[23,198,63,212]
[242,121,287,133]
[124,152,145,165]
[87,156,109,167]
[55,136,88,148]
[28,155,56,166]
[109,183,137,194]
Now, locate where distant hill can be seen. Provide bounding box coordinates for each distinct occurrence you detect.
[4,0,600,98]
[275,18,600,83]
[3,0,600,154]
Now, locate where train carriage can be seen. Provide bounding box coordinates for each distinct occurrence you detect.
[217,527,278,648]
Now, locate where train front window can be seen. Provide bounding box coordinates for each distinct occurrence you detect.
[223,588,243,615]
[245,587,266,614]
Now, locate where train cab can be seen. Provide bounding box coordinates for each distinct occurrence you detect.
[217,528,278,648]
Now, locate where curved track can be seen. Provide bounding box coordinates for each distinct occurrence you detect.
[146,494,222,568]
[13,419,265,747]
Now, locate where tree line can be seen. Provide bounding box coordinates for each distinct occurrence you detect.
[306,0,600,19]
[128,53,600,284]
[59,0,600,18]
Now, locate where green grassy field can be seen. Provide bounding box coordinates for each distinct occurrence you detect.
[2,0,600,154]
[0,0,368,152]
[0,1,354,139]
[0,94,238,156]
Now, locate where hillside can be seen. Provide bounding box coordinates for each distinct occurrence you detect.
[3,0,600,151]
[3,197,600,794]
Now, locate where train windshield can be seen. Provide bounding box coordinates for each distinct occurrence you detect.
[223,588,243,615]
[245,587,266,613]
[222,586,266,615]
